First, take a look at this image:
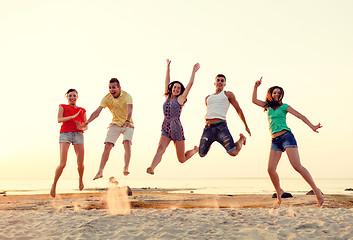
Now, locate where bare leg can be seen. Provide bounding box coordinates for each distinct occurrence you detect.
[73,144,84,191]
[174,140,199,163]
[147,135,171,175]
[267,150,284,206]
[94,142,114,180]
[51,143,70,197]
[286,147,324,206]
[228,134,247,157]
[123,140,131,176]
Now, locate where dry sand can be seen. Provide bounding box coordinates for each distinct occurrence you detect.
[0,189,352,239]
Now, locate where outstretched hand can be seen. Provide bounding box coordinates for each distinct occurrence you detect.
[245,127,251,136]
[166,58,171,67]
[193,63,200,72]
[312,123,322,133]
[254,76,262,87]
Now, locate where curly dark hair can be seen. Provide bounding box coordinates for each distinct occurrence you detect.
[165,81,185,97]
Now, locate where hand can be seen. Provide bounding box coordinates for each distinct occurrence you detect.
[166,58,171,67]
[245,127,251,136]
[193,63,200,72]
[76,121,88,131]
[311,123,322,133]
[121,122,134,128]
[254,76,262,88]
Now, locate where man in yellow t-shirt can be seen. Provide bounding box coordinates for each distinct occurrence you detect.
[82,78,134,179]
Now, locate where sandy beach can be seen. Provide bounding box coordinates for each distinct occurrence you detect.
[1,189,353,239]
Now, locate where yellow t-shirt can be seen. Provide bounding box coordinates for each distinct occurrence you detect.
[100,90,134,126]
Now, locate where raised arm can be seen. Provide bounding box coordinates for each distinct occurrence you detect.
[178,63,200,104]
[165,59,171,94]
[226,91,251,136]
[252,77,266,107]
[287,106,322,133]
[57,106,81,123]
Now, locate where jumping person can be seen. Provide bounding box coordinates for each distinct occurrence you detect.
[252,77,324,206]
[51,89,87,198]
[198,74,251,158]
[81,78,134,179]
[147,59,200,175]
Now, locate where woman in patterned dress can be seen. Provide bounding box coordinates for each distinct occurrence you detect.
[147,59,200,175]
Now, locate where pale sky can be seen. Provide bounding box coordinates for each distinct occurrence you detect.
[1,0,352,181]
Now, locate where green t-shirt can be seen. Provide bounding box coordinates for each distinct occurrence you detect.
[267,103,291,134]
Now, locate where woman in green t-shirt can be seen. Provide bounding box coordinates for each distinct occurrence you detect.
[252,77,323,207]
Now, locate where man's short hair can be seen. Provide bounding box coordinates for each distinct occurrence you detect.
[216,74,226,81]
[110,78,120,87]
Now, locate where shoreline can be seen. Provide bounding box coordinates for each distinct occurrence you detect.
[1,188,353,211]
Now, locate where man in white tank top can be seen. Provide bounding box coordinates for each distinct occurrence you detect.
[199,74,251,157]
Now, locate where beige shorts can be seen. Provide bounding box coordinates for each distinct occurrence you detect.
[105,124,134,146]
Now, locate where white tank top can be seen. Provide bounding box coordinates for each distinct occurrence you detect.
[205,90,230,120]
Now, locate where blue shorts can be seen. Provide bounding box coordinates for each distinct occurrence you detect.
[59,131,84,145]
[271,131,297,152]
[199,121,236,157]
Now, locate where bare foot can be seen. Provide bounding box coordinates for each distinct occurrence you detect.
[79,180,84,191]
[240,134,247,145]
[50,184,56,198]
[314,188,324,206]
[93,172,103,180]
[276,197,282,206]
[193,146,199,152]
[277,189,284,206]
[146,167,154,175]
[123,170,130,176]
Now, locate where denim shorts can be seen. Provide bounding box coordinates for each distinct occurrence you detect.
[199,121,236,157]
[271,131,297,152]
[59,131,84,145]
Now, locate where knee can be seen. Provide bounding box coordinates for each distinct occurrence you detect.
[267,167,276,175]
[104,143,114,151]
[157,145,166,154]
[292,164,304,173]
[228,150,239,157]
[123,140,131,147]
[77,163,84,169]
[178,157,187,163]
[58,163,66,169]
[198,146,207,158]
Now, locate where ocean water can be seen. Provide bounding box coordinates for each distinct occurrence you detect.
[0,178,352,196]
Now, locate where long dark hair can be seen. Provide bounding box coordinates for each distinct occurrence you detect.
[164,81,186,100]
[264,86,284,111]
